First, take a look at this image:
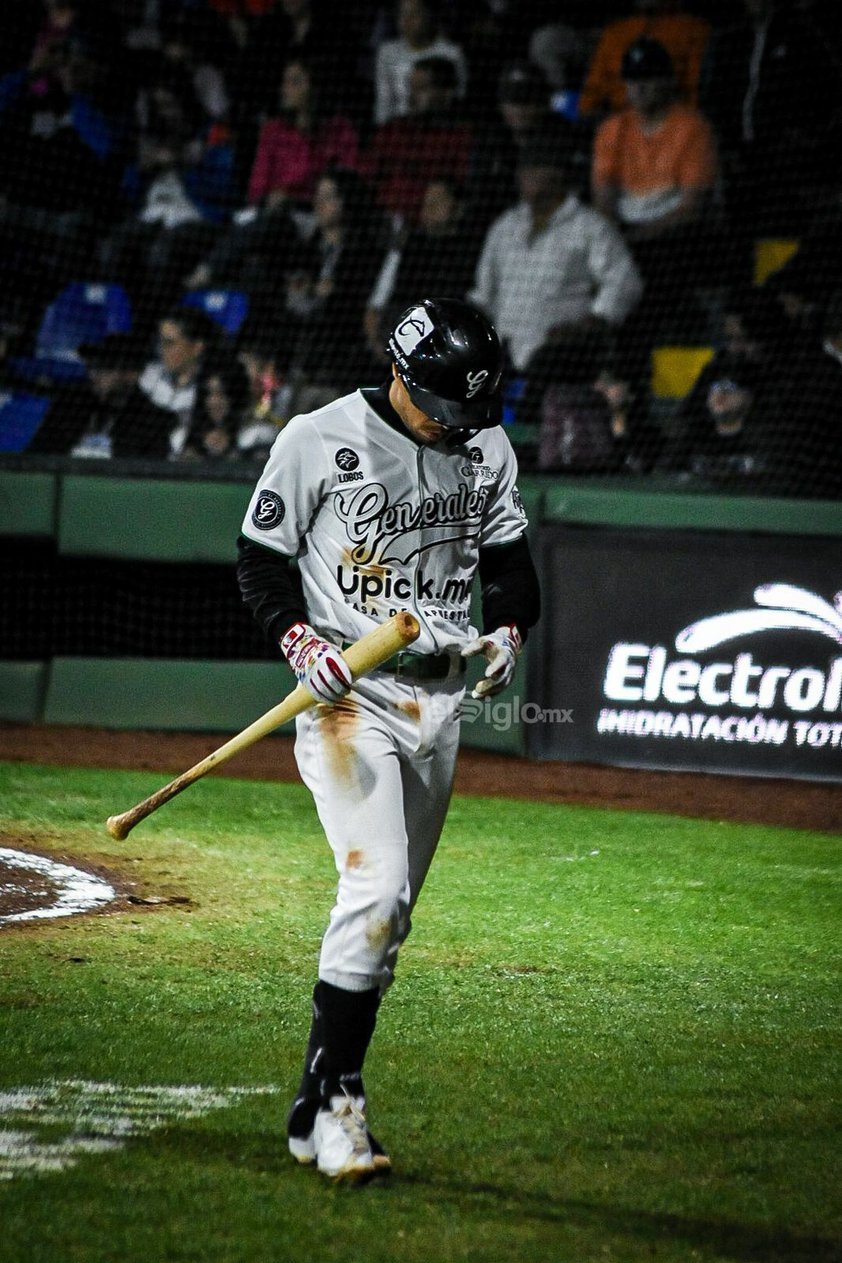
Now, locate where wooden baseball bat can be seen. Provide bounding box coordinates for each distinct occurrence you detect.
[105,611,420,840]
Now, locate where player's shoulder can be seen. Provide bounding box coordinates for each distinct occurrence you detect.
[283,390,367,441]
[291,389,362,423]
[479,424,514,452]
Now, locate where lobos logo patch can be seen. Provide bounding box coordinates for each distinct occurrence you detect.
[252,490,285,530]
[335,447,360,471]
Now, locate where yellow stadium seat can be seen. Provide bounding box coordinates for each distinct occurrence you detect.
[651,346,715,399]
[754,238,800,286]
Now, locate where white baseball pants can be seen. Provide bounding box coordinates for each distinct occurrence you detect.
[293,670,464,993]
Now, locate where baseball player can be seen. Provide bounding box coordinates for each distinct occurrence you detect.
[237,297,540,1183]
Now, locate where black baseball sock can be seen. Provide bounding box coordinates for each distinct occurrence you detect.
[290,984,324,1094]
[288,980,382,1135]
[316,980,381,1105]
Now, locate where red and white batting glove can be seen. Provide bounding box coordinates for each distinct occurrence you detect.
[461,624,522,699]
[281,622,353,705]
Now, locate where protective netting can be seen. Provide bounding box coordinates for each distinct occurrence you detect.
[0,0,840,499]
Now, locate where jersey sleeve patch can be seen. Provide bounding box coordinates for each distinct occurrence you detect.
[251,489,286,530]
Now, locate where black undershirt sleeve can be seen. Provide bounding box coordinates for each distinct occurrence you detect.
[477,533,541,640]
[236,535,307,649]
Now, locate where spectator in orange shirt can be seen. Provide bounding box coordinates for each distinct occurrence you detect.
[592,38,718,249]
[579,0,709,118]
[592,37,720,379]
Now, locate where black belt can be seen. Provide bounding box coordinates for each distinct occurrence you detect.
[379,650,466,681]
[340,641,465,681]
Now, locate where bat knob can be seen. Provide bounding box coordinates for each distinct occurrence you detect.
[106,815,130,840]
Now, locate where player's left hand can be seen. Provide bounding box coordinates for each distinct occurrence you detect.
[461,624,522,699]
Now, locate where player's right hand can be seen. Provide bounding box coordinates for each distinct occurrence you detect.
[281,622,353,705]
[461,624,522,699]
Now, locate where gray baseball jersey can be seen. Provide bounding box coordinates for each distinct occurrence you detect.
[240,389,528,655]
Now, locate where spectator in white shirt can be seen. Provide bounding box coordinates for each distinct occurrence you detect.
[139,305,219,456]
[470,122,643,372]
[373,0,467,125]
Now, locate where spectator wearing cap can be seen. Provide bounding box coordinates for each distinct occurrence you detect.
[28,332,172,459]
[579,0,709,118]
[592,38,718,251]
[470,120,643,375]
[593,37,719,377]
[465,60,557,233]
[373,0,467,126]
[497,61,555,146]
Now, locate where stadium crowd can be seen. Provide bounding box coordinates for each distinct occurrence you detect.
[0,0,840,497]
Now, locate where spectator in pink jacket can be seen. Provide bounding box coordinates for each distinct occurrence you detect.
[247,56,359,210]
[186,54,359,293]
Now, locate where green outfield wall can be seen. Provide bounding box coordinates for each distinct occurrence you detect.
[1,464,839,777]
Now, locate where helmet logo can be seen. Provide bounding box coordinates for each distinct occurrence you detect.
[466,369,489,398]
[394,306,434,355]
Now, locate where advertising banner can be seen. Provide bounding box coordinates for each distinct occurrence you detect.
[531,527,842,783]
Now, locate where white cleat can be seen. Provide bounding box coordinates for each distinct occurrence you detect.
[289,1127,392,1172]
[313,1089,379,1184]
[288,1090,391,1173]
[288,1131,317,1165]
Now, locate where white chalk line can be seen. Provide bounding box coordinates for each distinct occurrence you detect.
[0,1080,280,1180]
[0,847,117,925]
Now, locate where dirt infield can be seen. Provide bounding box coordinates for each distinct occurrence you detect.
[0,722,838,833]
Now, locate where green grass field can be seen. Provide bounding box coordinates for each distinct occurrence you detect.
[0,759,839,1263]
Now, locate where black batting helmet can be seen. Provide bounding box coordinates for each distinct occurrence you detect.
[388,297,504,429]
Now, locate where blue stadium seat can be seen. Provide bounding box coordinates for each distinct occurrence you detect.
[0,391,50,452]
[182,288,249,336]
[501,374,527,426]
[12,282,133,385]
